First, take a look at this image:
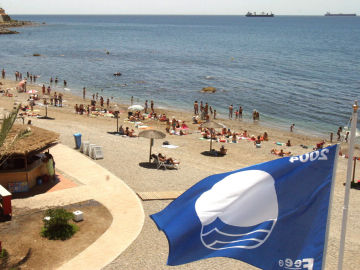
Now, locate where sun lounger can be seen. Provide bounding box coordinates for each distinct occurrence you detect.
[151,154,179,170]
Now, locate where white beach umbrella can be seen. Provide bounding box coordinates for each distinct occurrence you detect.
[128,104,144,111]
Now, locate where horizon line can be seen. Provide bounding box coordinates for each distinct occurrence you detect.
[8,13,354,16]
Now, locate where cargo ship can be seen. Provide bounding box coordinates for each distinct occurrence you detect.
[246,12,274,17]
[325,12,356,16]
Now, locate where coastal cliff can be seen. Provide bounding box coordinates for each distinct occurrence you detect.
[0,8,34,34]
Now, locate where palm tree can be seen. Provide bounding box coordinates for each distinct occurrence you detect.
[0,105,30,167]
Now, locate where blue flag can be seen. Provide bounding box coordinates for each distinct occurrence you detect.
[151,145,338,270]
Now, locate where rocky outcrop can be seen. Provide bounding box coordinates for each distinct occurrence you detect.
[201,86,217,93]
[0,8,34,34]
[0,28,18,34]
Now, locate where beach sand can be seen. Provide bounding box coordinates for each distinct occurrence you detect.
[0,78,359,269]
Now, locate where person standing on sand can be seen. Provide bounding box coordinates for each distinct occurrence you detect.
[205,103,209,116]
[1,69,5,79]
[239,106,243,119]
[151,100,154,113]
[214,110,217,119]
[145,100,148,113]
[290,123,295,132]
[83,87,86,100]
[194,101,199,115]
[229,104,233,119]
[106,98,110,108]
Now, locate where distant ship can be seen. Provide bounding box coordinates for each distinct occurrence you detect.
[325,12,356,16]
[246,12,274,17]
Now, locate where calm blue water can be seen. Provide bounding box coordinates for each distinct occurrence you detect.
[1,15,359,137]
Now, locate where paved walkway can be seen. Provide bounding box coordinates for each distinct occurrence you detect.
[13,144,145,270]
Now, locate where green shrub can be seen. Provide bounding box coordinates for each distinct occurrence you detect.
[41,208,79,240]
[0,248,8,258]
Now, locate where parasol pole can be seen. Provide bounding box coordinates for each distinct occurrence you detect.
[338,100,358,270]
[149,138,154,162]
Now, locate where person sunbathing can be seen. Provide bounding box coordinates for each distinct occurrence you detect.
[254,136,262,146]
[219,145,227,155]
[232,133,237,143]
[314,140,325,150]
[271,149,291,157]
[158,153,180,165]
[118,125,125,135]
[263,132,269,141]
[286,140,291,147]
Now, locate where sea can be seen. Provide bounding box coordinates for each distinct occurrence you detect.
[1,15,359,138]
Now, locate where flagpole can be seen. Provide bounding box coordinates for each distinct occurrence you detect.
[338,101,358,270]
[322,143,339,269]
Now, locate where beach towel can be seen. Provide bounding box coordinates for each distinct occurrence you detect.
[162,145,179,149]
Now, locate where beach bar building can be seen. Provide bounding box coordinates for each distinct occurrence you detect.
[0,125,59,192]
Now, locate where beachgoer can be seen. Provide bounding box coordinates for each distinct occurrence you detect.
[232,132,237,143]
[239,106,243,118]
[229,104,233,119]
[235,110,239,119]
[286,140,291,147]
[254,136,261,147]
[50,77,53,84]
[194,101,199,115]
[205,103,209,116]
[55,77,58,85]
[219,145,227,155]
[106,98,110,107]
[42,84,46,95]
[145,100,148,113]
[131,96,134,105]
[210,106,213,115]
[263,132,268,141]
[158,153,180,165]
[214,110,216,119]
[151,100,154,113]
[337,127,342,141]
[2,68,5,79]
[119,125,124,135]
[64,80,67,87]
[83,87,86,99]
[330,132,333,143]
[345,132,349,143]
[290,123,295,132]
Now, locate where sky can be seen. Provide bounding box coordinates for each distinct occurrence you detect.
[1,0,359,15]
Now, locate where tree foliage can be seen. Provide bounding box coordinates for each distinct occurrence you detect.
[41,208,79,240]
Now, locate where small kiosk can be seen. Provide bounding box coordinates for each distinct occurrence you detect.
[0,184,11,216]
[0,125,59,192]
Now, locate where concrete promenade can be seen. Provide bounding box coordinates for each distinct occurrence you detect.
[13,144,145,270]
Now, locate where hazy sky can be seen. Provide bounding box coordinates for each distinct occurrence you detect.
[1,0,359,15]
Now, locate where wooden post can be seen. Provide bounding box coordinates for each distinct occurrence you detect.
[24,153,28,185]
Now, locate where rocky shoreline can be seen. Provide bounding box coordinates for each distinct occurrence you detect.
[0,20,38,35]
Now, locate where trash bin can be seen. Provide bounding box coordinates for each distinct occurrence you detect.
[74,133,82,149]
[36,177,43,185]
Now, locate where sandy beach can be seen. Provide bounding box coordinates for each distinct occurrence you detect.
[0,77,359,269]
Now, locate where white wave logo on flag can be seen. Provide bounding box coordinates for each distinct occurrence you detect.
[195,170,278,250]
